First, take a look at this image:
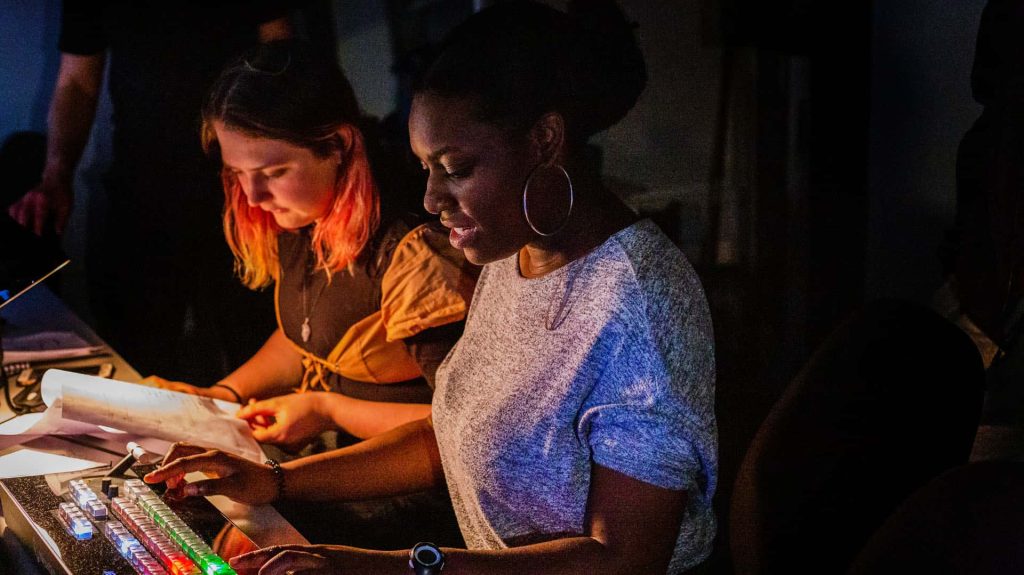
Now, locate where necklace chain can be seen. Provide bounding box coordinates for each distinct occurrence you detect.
[301,253,329,343]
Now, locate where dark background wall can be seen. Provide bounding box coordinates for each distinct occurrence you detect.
[1,2,60,135]
[867,0,985,303]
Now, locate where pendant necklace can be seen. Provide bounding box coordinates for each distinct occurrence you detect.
[301,252,329,343]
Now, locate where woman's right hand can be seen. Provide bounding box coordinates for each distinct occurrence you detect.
[144,375,238,402]
[9,179,73,236]
[142,442,280,505]
[235,393,335,453]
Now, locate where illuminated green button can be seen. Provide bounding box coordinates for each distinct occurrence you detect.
[201,556,235,575]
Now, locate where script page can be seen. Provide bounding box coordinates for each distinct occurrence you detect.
[0,369,263,462]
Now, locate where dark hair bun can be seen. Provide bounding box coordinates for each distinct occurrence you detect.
[566,0,648,136]
[418,0,647,145]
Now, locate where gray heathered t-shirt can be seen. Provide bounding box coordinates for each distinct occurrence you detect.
[433,219,718,572]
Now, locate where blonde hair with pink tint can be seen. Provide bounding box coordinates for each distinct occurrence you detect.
[202,40,378,288]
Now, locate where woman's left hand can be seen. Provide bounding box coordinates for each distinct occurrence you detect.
[229,544,358,574]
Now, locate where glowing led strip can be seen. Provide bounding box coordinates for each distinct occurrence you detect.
[66,478,234,575]
[122,479,235,575]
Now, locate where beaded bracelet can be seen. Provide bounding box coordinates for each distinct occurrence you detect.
[211,383,243,404]
[265,459,286,501]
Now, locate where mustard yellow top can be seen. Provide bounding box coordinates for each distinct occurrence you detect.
[274,219,475,399]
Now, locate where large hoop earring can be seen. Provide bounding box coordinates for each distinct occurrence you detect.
[522,164,574,237]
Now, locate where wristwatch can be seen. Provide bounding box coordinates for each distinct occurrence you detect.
[409,541,445,575]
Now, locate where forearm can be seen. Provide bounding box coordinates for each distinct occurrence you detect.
[319,395,431,439]
[268,537,667,575]
[43,54,104,185]
[281,417,442,501]
[441,537,674,575]
[219,329,303,400]
[329,465,687,574]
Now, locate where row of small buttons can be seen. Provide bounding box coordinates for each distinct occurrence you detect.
[111,495,199,575]
[63,477,234,575]
[69,479,109,519]
[104,519,169,575]
[57,502,94,540]
[121,479,235,575]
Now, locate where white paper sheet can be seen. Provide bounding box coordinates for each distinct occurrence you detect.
[0,447,106,479]
[0,370,263,462]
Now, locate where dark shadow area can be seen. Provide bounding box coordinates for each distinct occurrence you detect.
[729,299,984,573]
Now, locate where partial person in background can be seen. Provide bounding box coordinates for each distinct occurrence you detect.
[8,1,292,383]
[0,132,63,283]
[939,0,1024,428]
[145,2,718,573]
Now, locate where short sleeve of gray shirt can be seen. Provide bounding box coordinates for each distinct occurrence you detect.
[433,219,718,572]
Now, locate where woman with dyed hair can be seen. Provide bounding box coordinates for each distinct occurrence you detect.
[146,2,716,573]
[150,40,475,454]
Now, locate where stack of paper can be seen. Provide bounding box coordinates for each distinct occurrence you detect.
[0,370,263,463]
[2,331,105,364]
